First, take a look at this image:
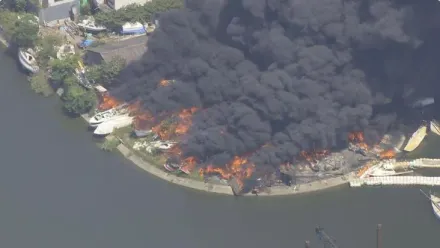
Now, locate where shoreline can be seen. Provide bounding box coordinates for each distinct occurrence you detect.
[1,32,355,196]
[81,113,355,196]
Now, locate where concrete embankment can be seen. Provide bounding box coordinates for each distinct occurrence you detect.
[83,113,354,195]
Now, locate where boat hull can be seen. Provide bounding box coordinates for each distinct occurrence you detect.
[431,121,440,136]
[18,50,39,73]
[134,129,151,137]
[93,116,133,136]
[403,125,427,152]
[431,195,440,220]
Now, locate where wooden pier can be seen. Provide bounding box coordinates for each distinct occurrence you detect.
[350,176,440,187]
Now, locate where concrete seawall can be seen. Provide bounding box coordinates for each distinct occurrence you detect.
[116,142,354,196]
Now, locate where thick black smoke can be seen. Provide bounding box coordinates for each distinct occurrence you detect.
[115,0,440,176]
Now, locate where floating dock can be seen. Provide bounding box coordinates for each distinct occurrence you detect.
[350,176,440,187]
[393,158,440,169]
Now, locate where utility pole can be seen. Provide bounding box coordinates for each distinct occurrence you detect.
[377,224,382,248]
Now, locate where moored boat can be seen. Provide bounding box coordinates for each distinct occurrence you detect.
[89,105,129,127]
[420,189,440,220]
[93,116,133,136]
[18,48,39,73]
[430,120,440,136]
[403,124,427,152]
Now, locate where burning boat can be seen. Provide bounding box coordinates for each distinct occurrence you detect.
[18,48,39,73]
[403,124,427,152]
[366,160,413,177]
[93,115,134,136]
[430,120,440,136]
[88,105,129,127]
[164,157,181,172]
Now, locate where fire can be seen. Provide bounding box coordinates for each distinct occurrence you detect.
[348,131,369,151]
[159,79,169,87]
[300,150,330,163]
[379,149,396,159]
[199,156,255,181]
[150,107,198,140]
[134,111,155,130]
[97,93,121,111]
[175,107,198,135]
[180,156,197,174]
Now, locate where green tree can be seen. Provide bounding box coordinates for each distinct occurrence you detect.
[85,56,126,87]
[62,77,96,115]
[2,0,40,14]
[11,13,40,48]
[49,55,79,83]
[0,10,19,39]
[29,71,53,97]
[36,34,63,68]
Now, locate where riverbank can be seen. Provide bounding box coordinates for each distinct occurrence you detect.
[81,117,355,196]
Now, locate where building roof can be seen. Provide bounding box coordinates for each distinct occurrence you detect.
[39,1,75,23]
[87,35,148,63]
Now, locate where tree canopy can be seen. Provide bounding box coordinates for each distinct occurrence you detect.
[94,0,184,32]
[86,56,126,87]
[1,0,40,14]
[36,34,63,67]
[0,11,40,48]
[62,77,96,115]
[49,55,79,83]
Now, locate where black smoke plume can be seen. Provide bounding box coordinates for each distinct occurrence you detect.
[115,0,440,177]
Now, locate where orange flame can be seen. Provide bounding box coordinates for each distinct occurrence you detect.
[199,156,255,182]
[348,131,369,151]
[159,79,170,87]
[97,93,121,111]
[180,156,197,174]
[379,149,396,159]
[300,150,330,163]
[150,107,198,140]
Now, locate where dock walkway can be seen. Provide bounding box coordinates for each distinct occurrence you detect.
[394,158,440,169]
[350,176,440,187]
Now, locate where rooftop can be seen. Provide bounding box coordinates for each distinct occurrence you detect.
[39,1,75,23]
[87,35,148,63]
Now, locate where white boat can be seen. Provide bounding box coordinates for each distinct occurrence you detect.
[77,19,106,32]
[121,22,146,35]
[430,120,440,136]
[431,194,440,220]
[134,129,152,137]
[403,125,427,152]
[420,190,440,220]
[89,106,128,127]
[56,44,75,60]
[18,48,39,73]
[367,167,413,177]
[94,116,133,136]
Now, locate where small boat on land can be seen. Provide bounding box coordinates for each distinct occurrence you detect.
[367,167,413,177]
[93,115,133,136]
[18,48,39,73]
[430,120,440,136]
[56,44,75,60]
[89,105,129,127]
[134,129,152,137]
[77,19,106,32]
[420,189,440,220]
[403,124,427,152]
[121,22,146,35]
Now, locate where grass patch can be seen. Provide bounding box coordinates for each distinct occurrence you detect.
[29,71,53,97]
[100,137,121,152]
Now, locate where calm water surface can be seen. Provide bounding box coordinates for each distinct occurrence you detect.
[0,50,439,248]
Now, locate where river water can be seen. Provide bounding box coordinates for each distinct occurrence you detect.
[1,50,439,248]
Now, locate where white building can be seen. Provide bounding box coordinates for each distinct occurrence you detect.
[39,0,77,25]
[104,0,151,10]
